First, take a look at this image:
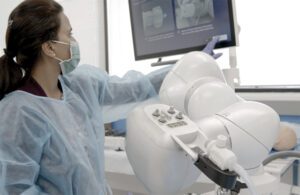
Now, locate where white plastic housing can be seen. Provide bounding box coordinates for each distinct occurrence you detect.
[218,101,280,170]
[125,104,200,195]
[186,78,240,120]
[197,101,280,170]
[159,51,226,113]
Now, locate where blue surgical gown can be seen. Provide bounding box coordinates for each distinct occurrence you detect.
[0,65,171,195]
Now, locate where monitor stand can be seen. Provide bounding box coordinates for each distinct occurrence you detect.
[151,58,178,67]
[222,47,240,88]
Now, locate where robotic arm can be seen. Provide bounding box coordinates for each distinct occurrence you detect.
[125,52,280,195]
[159,52,279,171]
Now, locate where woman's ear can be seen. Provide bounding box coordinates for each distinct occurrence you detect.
[41,41,56,58]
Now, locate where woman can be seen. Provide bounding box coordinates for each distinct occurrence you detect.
[0,0,172,194]
[0,0,219,194]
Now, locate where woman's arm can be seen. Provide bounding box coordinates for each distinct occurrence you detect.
[65,65,172,123]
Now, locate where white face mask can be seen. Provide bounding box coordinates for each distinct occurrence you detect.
[52,40,80,75]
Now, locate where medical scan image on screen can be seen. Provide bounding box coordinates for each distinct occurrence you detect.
[142,1,175,37]
[129,0,236,60]
[175,0,215,29]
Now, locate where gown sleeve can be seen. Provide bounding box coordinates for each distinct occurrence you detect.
[66,65,172,123]
[0,103,51,195]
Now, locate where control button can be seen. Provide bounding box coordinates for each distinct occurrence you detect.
[167,106,175,114]
[152,109,160,117]
[158,117,167,123]
[176,112,183,120]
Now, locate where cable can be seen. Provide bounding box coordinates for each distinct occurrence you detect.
[263,151,300,165]
[233,163,258,195]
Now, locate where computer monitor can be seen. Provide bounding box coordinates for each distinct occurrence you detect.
[129,0,239,60]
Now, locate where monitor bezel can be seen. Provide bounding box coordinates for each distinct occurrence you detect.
[129,0,239,61]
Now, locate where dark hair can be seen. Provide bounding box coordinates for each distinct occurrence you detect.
[0,0,63,100]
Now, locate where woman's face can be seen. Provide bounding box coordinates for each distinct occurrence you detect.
[51,12,75,61]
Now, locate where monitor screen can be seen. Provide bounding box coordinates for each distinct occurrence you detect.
[129,0,238,60]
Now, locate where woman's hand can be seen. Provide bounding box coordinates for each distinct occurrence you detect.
[202,37,223,59]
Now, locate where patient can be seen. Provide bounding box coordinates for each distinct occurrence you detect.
[273,122,297,151]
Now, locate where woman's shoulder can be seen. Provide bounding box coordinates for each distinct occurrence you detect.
[0,91,44,119]
[0,91,51,143]
[0,91,26,108]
